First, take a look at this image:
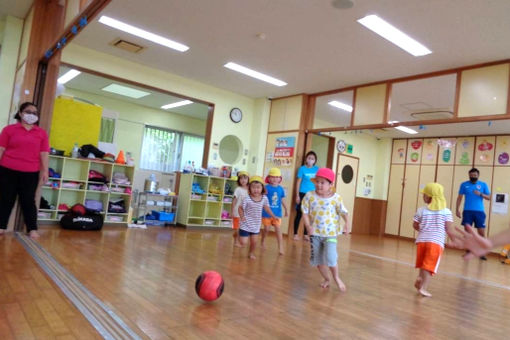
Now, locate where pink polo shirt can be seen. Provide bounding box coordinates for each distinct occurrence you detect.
[0,123,50,172]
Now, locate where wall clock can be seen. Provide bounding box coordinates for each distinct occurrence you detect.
[230,108,242,123]
[337,140,346,153]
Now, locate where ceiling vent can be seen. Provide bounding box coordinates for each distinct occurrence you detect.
[110,39,144,53]
[410,109,454,120]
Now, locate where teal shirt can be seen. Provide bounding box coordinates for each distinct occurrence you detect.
[297,165,319,193]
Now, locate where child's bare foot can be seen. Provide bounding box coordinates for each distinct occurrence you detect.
[334,277,346,292]
[279,249,284,255]
[234,242,244,248]
[293,234,300,241]
[260,243,266,249]
[303,235,310,242]
[320,279,330,288]
[0,229,5,235]
[419,288,432,297]
[414,277,423,291]
[249,253,256,260]
[29,230,40,239]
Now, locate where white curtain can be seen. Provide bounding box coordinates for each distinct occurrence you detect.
[140,126,180,172]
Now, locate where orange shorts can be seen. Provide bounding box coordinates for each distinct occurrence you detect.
[232,217,240,229]
[262,217,281,228]
[415,242,443,275]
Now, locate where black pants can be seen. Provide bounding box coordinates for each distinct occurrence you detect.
[0,166,40,232]
[293,192,308,236]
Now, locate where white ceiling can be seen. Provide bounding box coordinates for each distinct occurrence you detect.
[71,0,510,98]
[0,0,32,19]
[58,66,210,120]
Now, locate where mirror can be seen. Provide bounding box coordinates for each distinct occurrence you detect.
[219,135,243,164]
[55,65,211,192]
[313,90,354,129]
[389,73,457,123]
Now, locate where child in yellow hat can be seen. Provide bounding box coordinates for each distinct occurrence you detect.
[261,167,288,255]
[232,171,249,247]
[413,182,455,297]
[238,176,276,259]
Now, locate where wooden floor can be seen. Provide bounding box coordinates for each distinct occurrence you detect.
[2,226,510,339]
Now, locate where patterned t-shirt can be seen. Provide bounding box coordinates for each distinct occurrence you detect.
[301,192,348,237]
[413,206,453,247]
[240,195,269,233]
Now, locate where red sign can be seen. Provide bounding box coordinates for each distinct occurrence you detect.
[274,147,294,158]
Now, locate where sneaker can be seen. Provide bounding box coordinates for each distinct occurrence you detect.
[480,256,487,261]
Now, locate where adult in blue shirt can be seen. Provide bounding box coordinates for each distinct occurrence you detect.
[455,168,490,260]
[293,151,318,241]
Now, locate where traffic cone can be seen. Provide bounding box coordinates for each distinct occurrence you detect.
[115,150,126,164]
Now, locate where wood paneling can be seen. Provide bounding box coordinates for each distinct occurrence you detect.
[385,164,404,236]
[353,84,386,126]
[352,197,387,236]
[400,165,420,238]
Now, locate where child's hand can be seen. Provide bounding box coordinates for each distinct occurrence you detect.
[447,226,493,260]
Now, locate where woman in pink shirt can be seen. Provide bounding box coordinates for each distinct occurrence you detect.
[0,102,50,238]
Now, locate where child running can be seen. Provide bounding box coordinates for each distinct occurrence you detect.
[238,176,276,259]
[413,182,455,297]
[301,168,349,291]
[232,171,249,247]
[261,167,288,255]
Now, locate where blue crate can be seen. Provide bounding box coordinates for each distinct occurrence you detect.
[151,211,175,221]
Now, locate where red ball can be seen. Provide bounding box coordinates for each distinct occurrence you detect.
[195,271,224,302]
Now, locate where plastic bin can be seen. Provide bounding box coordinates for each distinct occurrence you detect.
[151,211,175,221]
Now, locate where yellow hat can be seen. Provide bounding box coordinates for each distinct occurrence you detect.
[237,170,249,177]
[268,167,281,177]
[249,175,264,184]
[420,183,447,211]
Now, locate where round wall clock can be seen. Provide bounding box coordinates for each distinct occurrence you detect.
[337,140,346,153]
[230,108,242,123]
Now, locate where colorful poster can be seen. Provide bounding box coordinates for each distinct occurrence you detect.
[273,136,296,167]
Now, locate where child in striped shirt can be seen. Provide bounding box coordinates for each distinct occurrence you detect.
[238,176,276,260]
[413,182,455,297]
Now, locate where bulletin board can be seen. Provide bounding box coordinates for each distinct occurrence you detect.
[263,132,300,235]
[391,139,407,164]
[474,136,495,166]
[49,97,102,155]
[455,137,475,165]
[495,136,510,166]
[421,138,438,165]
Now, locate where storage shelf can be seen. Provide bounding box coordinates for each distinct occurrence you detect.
[38,156,134,226]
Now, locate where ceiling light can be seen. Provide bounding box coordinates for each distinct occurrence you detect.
[99,15,189,52]
[224,62,287,87]
[328,100,353,112]
[57,69,81,84]
[101,84,151,99]
[161,100,193,109]
[387,120,399,124]
[394,126,418,134]
[357,15,432,57]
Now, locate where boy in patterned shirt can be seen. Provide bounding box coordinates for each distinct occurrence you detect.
[413,182,455,297]
[302,168,349,291]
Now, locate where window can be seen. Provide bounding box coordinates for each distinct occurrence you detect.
[99,109,118,143]
[140,125,204,172]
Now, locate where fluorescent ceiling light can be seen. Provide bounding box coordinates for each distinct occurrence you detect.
[57,69,81,84]
[161,100,193,109]
[328,100,353,112]
[98,15,189,52]
[224,62,287,87]
[394,126,418,134]
[357,15,432,57]
[101,84,151,99]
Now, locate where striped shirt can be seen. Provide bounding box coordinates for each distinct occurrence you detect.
[240,195,269,233]
[413,207,453,247]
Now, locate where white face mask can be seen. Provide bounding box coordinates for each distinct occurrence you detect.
[22,113,39,125]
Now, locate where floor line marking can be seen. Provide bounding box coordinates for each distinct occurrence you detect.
[348,249,510,291]
[15,233,143,340]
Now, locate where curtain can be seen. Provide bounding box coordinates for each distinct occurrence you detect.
[140,126,180,172]
[99,117,116,143]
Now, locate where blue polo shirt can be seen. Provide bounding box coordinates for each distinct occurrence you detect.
[297,165,319,193]
[458,180,490,211]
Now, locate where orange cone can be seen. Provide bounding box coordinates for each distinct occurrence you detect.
[116,150,126,164]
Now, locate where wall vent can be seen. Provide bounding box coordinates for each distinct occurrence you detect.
[410,110,454,120]
[110,39,144,53]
